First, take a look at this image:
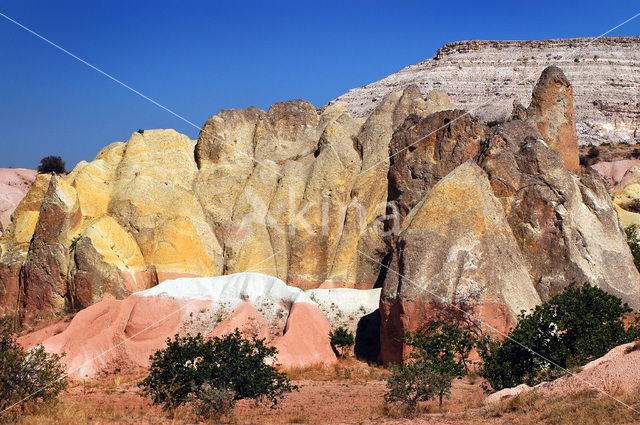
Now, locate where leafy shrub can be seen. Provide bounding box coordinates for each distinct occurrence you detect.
[138,329,297,417]
[479,284,638,391]
[403,316,475,407]
[0,316,68,418]
[329,327,354,358]
[384,309,477,412]
[384,361,450,414]
[37,156,66,174]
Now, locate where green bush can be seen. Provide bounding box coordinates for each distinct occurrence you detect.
[384,313,476,411]
[138,330,297,417]
[329,327,354,358]
[37,156,66,174]
[626,225,640,271]
[384,361,450,414]
[0,316,68,418]
[403,316,475,407]
[479,284,639,391]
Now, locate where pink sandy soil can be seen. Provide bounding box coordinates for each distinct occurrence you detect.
[592,160,640,189]
[19,293,336,379]
[0,168,36,232]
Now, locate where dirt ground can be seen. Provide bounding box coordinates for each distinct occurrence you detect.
[9,359,640,425]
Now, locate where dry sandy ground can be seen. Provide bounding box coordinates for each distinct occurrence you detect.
[10,366,640,425]
[10,350,640,425]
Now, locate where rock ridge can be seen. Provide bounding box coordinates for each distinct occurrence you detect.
[330,36,640,145]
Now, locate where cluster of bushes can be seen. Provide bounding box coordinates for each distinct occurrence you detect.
[383,283,639,413]
[37,155,66,174]
[0,316,68,421]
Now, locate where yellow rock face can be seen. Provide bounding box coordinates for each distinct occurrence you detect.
[0,174,52,251]
[2,88,460,321]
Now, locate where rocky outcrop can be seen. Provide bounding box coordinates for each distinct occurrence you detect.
[330,37,640,146]
[381,162,540,363]
[0,168,36,234]
[525,66,580,173]
[0,91,455,328]
[3,64,640,371]
[592,160,640,189]
[378,66,640,363]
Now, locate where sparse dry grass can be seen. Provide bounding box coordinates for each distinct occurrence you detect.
[489,389,640,425]
[284,358,389,382]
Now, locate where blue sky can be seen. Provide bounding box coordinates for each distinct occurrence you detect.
[1,1,639,169]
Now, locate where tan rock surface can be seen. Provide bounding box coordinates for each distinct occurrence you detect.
[3,64,640,373]
[4,89,449,323]
[525,66,580,173]
[380,162,540,363]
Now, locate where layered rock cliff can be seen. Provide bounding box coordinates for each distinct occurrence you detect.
[330,37,640,146]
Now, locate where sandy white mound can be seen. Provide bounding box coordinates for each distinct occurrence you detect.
[19,273,342,379]
[307,287,381,332]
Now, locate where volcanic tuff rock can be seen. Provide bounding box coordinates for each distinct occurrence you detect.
[3,64,640,367]
[380,162,540,363]
[19,273,360,377]
[0,90,455,327]
[330,37,640,146]
[379,66,640,363]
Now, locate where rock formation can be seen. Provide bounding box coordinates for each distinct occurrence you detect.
[0,168,36,234]
[3,64,640,368]
[525,66,580,173]
[380,162,541,362]
[592,160,640,189]
[0,91,454,327]
[329,37,640,146]
[379,66,640,363]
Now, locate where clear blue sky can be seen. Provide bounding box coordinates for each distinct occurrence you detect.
[1,1,639,169]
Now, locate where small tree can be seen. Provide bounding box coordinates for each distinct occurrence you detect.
[329,327,355,358]
[37,156,66,174]
[0,316,68,418]
[384,361,449,414]
[479,283,639,391]
[403,316,475,407]
[138,330,297,418]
